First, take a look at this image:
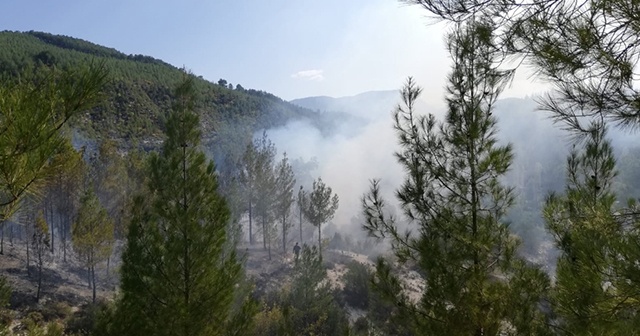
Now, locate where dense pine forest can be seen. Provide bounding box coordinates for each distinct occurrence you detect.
[2,0,640,334]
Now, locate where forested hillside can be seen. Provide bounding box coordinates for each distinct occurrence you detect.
[0,30,325,164]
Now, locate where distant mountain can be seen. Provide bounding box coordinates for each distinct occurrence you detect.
[288,91,572,256]
[291,90,438,122]
[0,30,326,166]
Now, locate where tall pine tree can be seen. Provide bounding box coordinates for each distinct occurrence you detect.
[274,153,295,254]
[300,178,339,259]
[362,20,549,335]
[544,124,640,333]
[72,188,114,303]
[114,74,254,336]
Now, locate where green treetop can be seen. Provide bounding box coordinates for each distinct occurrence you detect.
[274,153,295,254]
[0,63,107,221]
[362,20,550,335]
[113,73,254,336]
[544,124,640,333]
[300,178,339,258]
[72,188,114,303]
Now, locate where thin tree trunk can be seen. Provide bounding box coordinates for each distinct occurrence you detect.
[249,200,253,245]
[262,216,267,250]
[37,257,43,301]
[318,224,322,258]
[49,201,54,254]
[26,225,30,277]
[267,232,271,261]
[87,262,92,288]
[282,214,287,254]
[181,125,192,336]
[9,223,13,246]
[62,214,67,262]
[0,221,4,255]
[91,264,96,303]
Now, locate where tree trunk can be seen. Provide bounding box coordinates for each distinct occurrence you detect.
[26,228,30,277]
[106,255,110,278]
[282,214,287,254]
[318,224,322,258]
[36,258,43,301]
[0,221,4,255]
[49,202,55,254]
[91,264,96,303]
[262,216,267,250]
[87,263,92,288]
[299,207,303,242]
[267,232,271,261]
[248,200,253,245]
[62,215,67,263]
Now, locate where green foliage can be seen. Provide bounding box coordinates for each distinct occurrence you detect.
[72,190,114,265]
[0,61,107,221]
[24,318,64,336]
[44,139,86,261]
[0,31,324,160]
[33,214,50,250]
[274,153,295,254]
[252,305,286,336]
[88,138,136,243]
[252,134,277,254]
[252,245,349,336]
[351,317,370,335]
[510,0,640,135]
[72,189,114,303]
[342,261,371,310]
[543,125,640,333]
[239,133,276,246]
[404,0,640,135]
[0,277,9,309]
[39,302,73,322]
[113,74,254,336]
[362,20,549,335]
[0,276,11,334]
[300,178,339,257]
[65,301,115,336]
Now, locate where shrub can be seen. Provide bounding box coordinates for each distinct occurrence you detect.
[342,262,371,310]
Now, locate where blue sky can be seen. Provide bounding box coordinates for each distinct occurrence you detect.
[1,0,545,101]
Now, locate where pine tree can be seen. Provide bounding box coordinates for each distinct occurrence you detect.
[44,141,85,262]
[240,133,276,247]
[72,188,114,303]
[253,134,277,258]
[362,20,549,335]
[89,139,130,276]
[0,63,107,225]
[114,74,254,336]
[300,178,339,258]
[90,139,129,240]
[252,245,350,336]
[285,245,349,335]
[239,144,258,245]
[543,124,640,333]
[217,161,248,247]
[403,0,640,135]
[274,153,295,254]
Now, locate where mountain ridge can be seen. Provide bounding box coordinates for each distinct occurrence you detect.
[0,30,331,166]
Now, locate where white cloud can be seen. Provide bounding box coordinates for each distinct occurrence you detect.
[291,69,324,81]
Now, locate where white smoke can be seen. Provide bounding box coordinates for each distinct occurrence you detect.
[265,91,438,232]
